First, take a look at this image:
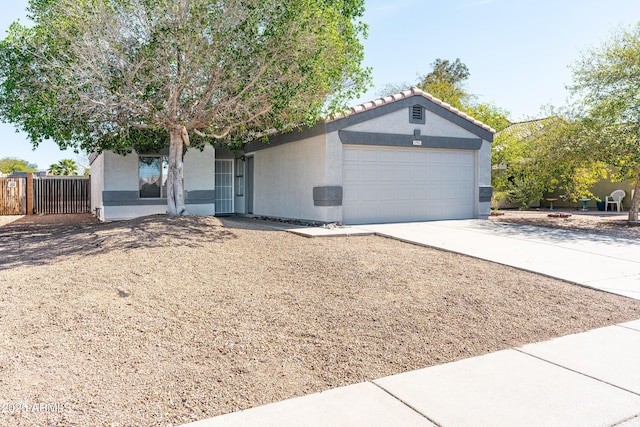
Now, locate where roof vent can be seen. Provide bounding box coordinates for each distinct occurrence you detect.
[409,105,425,124]
[412,106,423,120]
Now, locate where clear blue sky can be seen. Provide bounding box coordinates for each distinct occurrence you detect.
[1,0,639,170]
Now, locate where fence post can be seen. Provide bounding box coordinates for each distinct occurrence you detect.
[26,173,34,215]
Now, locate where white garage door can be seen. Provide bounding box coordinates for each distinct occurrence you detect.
[343,146,476,224]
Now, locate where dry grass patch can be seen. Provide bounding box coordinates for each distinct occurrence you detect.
[1,215,639,426]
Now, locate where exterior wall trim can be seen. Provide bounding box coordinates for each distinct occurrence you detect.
[102,190,215,206]
[313,186,343,207]
[339,130,483,150]
[479,186,493,202]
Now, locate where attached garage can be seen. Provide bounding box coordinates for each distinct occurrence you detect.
[342,146,476,224]
[231,87,495,225]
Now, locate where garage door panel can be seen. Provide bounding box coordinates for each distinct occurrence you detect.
[343,146,476,224]
[343,166,360,183]
[411,151,429,163]
[343,149,360,163]
[411,170,428,182]
[359,168,381,182]
[359,150,380,163]
[377,186,398,202]
[395,151,414,163]
[377,168,396,182]
[395,169,413,182]
[395,188,414,201]
[413,187,429,201]
[358,188,379,202]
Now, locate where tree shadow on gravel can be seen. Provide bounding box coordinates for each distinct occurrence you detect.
[0,214,236,270]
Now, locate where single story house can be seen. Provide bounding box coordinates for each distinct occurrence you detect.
[90,88,495,224]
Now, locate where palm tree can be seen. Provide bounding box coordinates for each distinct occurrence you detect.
[49,159,78,176]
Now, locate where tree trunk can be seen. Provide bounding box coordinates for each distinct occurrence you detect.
[629,170,640,223]
[167,128,187,216]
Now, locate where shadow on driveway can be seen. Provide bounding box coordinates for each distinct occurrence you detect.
[457,220,639,247]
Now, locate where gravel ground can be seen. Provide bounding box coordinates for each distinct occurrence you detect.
[1,214,640,426]
[490,209,640,240]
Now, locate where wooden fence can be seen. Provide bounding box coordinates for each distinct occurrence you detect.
[0,177,27,215]
[32,176,91,214]
[0,175,90,215]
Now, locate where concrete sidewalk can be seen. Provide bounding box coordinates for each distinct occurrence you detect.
[185,220,640,427]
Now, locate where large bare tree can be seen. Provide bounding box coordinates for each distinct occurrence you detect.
[0,0,369,215]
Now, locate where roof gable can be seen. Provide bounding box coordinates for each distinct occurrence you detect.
[327,87,495,142]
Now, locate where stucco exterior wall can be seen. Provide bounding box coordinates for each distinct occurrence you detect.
[323,132,344,222]
[103,151,139,191]
[102,151,165,220]
[248,133,331,222]
[92,151,165,221]
[89,153,105,220]
[97,147,216,220]
[478,140,492,219]
[103,204,167,220]
[184,145,215,192]
[183,145,216,216]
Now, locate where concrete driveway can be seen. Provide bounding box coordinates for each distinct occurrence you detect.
[360,220,640,300]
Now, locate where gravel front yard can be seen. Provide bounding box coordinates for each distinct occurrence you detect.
[1,214,640,426]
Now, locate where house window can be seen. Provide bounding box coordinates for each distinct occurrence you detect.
[235,158,244,197]
[139,156,168,198]
[409,105,425,124]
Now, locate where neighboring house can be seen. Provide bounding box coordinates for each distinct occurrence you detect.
[90,88,495,224]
